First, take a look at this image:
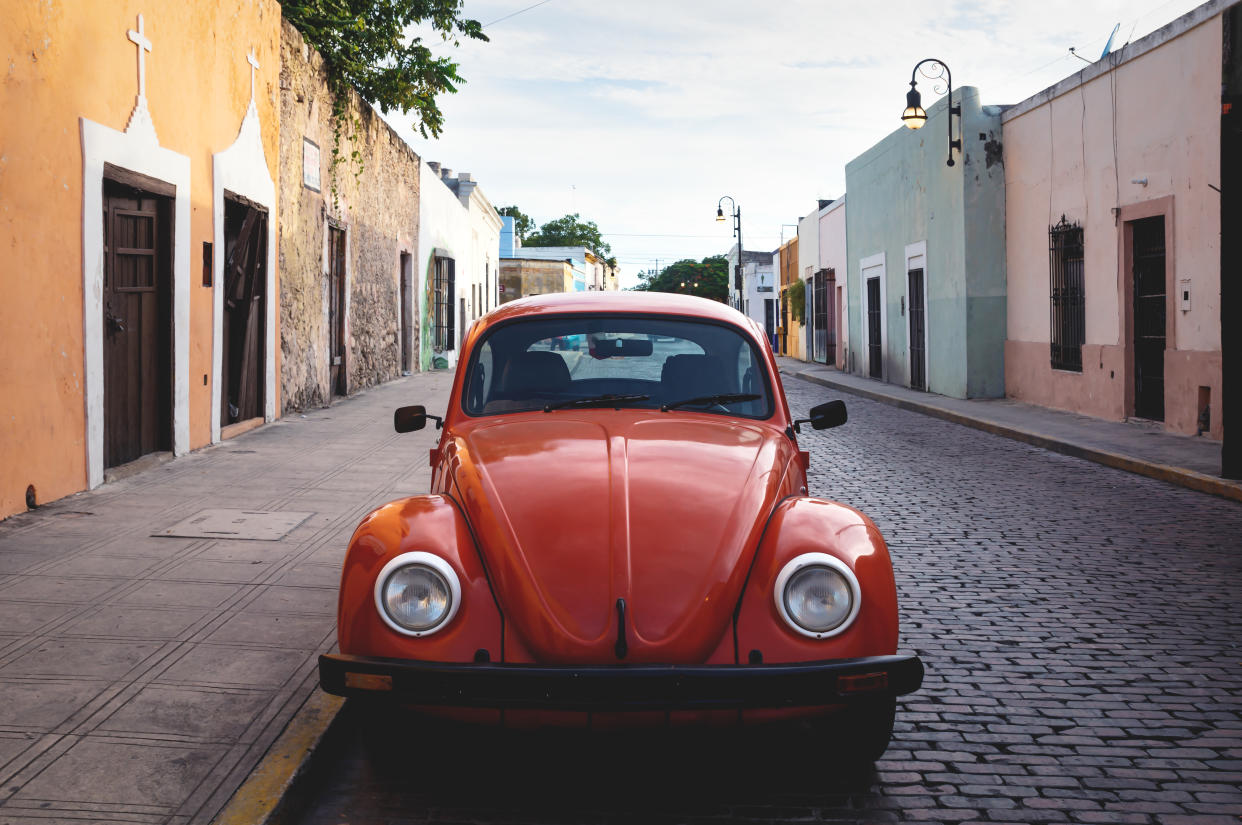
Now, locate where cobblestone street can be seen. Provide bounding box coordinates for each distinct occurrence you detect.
[294,374,1242,825]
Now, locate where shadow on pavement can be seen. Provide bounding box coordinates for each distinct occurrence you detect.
[294,702,894,824]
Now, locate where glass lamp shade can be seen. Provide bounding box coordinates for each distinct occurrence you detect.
[901,105,928,129]
[716,207,725,222]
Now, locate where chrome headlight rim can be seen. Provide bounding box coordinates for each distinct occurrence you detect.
[773,552,862,639]
[373,551,462,637]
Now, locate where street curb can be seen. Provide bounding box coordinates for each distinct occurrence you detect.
[211,689,346,825]
[783,367,1242,505]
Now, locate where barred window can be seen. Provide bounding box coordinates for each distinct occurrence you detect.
[1049,216,1084,372]
[434,256,456,351]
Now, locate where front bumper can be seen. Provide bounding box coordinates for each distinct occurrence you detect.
[319,653,924,711]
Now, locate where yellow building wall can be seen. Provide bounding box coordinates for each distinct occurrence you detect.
[0,1,283,518]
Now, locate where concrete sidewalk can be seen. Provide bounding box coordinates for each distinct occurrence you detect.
[0,370,452,825]
[777,356,1242,503]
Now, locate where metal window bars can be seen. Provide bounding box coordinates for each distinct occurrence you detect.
[1049,216,1085,372]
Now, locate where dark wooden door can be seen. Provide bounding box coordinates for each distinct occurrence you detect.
[221,198,266,425]
[812,271,829,364]
[328,226,347,395]
[908,268,926,390]
[1132,216,1166,421]
[867,277,882,379]
[103,180,171,467]
[400,252,412,374]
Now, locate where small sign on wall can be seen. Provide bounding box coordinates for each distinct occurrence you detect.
[303,138,321,192]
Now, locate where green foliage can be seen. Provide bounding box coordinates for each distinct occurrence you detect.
[787,278,806,322]
[497,206,535,240]
[280,0,487,139]
[632,256,729,303]
[524,213,613,260]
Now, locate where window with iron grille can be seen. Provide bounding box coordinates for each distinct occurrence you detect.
[434,256,455,351]
[1049,216,1085,371]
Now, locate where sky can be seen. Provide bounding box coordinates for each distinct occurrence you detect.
[387,0,1206,287]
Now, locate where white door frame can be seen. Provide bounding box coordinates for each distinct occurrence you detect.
[904,241,929,391]
[212,96,277,442]
[860,252,886,381]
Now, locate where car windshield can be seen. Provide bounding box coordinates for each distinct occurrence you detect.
[463,315,773,419]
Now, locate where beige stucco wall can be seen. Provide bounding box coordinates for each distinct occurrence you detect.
[1003,13,1222,436]
[0,1,282,518]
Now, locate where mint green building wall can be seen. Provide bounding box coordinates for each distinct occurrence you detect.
[844,87,1007,399]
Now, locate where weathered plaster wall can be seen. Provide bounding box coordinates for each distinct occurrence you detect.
[1003,12,1222,436]
[845,87,1005,399]
[499,259,575,303]
[278,19,419,410]
[0,0,281,518]
[418,160,472,371]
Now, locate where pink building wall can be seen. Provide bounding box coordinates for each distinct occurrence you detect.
[1003,9,1223,438]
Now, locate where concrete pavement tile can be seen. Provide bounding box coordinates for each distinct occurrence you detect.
[205,612,332,650]
[246,586,336,616]
[12,736,224,808]
[62,606,208,640]
[92,537,198,558]
[0,553,45,575]
[0,601,75,635]
[157,559,271,584]
[0,680,107,730]
[156,645,308,688]
[0,731,38,767]
[1,639,164,679]
[272,564,339,588]
[192,540,297,564]
[116,581,241,609]
[97,684,270,742]
[302,544,347,565]
[0,577,126,604]
[39,555,161,578]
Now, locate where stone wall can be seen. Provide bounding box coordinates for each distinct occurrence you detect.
[278,19,420,411]
[499,259,575,303]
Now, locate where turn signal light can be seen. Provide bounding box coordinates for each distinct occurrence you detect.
[344,672,393,691]
[837,671,888,694]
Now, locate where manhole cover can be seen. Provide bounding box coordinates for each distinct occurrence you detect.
[157,509,313,541]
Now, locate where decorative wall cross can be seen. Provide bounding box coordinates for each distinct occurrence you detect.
[127,14,152,99]
[247,51,259,102]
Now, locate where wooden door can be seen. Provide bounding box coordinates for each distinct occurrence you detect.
[328,226,347,395]
[908,268,926,391]
[1132,216,1166,421]
[221,198,267,425]
[103,179,171,467]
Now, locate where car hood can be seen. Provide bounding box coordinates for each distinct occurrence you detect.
[449,414,795,664]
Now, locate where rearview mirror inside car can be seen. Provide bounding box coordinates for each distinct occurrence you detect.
[591,337,654,358]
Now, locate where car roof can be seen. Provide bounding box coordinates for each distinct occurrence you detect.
[483,291,751,327]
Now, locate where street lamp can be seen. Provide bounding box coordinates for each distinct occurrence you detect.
[902,58,962,167]
[716,195,743,294]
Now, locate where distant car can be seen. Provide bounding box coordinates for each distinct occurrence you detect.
[319,292,922,762]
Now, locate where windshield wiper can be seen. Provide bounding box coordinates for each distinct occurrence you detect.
[661,393,761,412]
[544,393,651,412]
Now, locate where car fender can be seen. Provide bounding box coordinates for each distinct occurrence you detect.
[734,497,899,663]
[337,494,503,663]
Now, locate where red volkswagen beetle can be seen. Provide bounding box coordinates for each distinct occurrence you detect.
[319,292,922,761]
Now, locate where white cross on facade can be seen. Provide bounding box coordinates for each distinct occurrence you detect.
[247,51,260,101]
[127,14,152,99]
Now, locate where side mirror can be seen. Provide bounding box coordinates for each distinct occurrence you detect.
[793,399,847,433]
[394,405,442,433]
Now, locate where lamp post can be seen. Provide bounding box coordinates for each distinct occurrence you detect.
[901,58,962,167]
[716,196,744,300]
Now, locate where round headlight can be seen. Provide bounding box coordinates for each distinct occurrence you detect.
[773,553,862,639]
[373,552,462,636]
